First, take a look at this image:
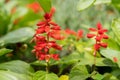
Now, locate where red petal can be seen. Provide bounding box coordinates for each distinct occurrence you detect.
[77,29,84,38]
[100,43,108,48]
[51,54,59,60]
[94,44,100,51]
[96,36,102,42]
[37,21,45,26]
[102,34,109,39]
[87,34,95,38]
[89,28,97,31]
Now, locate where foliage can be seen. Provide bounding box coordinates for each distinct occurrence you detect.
[0,0,120,80]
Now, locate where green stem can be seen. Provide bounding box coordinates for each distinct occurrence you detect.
[46,61,49,73]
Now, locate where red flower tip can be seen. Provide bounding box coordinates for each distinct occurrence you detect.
[89,28,97,31]
[100,43,108,48]
[113,57,118,62]
[97,22,102,30]
[50,7,56,17]
[87,34,95,38]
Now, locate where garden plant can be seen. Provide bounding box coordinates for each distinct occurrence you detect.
[0,0,120,80]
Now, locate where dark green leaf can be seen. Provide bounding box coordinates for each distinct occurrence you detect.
[0,27,34,46]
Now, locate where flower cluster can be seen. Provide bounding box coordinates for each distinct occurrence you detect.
[65,28,83,40]
[87,22,109,52]
[32,7,64,62]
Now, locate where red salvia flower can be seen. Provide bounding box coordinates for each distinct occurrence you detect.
[32,7,64,62]
[27,2,42,13]
[65,28,84,40]
[87,22,109,55]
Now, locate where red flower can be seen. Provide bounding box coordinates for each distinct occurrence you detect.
[27,2,42,13]
[65,28,84,40]
[32,7,63,62]
[87,22,109,51]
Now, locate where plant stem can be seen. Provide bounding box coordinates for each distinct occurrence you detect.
[92,50,96,72]
[46,61,49,73]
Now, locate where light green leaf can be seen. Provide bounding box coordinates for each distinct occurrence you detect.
[77,0,95,11]
[78,52,116,67]
[111,18,120,46]
[101,49,120,68]
[94,0,111,5]
[0,60,34,75]
[37,0,51,12]
[69,65,89,80]
[0,70,32,80]
[33,71,59,80]
[0,27,34,46]
[0,48,12,56]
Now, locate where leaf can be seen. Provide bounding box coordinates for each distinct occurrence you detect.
[78,52,116,67]
[100,49,120,68]
[77,0,95,11]
[0,48,12,56]
[92,73,104,80]
[111,18,120,46]
[111,69,120,78]
[0,60,34,75]
[112,0,120,12]
[37,0,51,12]
[94,0,111,5]
[59,75,69,80]
[0,27,34,46]
[69,65,89,80]
[0,70,32,80]
[33,71,59,80]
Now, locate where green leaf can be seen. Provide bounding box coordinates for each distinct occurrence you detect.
[111,69,120,78]
[77,0,95,11]
[92,73,104,80]
[0,27,34,46]
[0,48,12,56]
[111,18,120,46]
[94,0,111,5]
[37,0,51,12]
[101,49,120,68]
[0,70,32,80]
[78,52,116,67]
[112,0,120,12]
[0,60,34,75]
[33,71,59,80]
[69,65,89,80]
